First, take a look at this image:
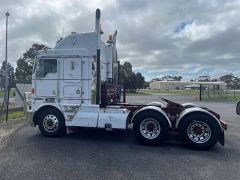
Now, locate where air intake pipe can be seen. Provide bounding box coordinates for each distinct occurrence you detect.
[96,8,101,105]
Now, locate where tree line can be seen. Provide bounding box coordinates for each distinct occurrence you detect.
[119,62,147,92]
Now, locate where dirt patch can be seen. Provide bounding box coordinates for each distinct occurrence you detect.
[0,118,27,148]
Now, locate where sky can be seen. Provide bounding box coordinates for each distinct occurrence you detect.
[0,0,240,81]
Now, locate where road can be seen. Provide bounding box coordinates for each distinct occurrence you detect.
[0,93,240,180]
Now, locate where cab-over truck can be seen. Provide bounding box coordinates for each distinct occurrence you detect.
[25,9,227,150]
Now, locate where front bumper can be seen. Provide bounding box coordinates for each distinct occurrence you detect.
[25,105,34,127]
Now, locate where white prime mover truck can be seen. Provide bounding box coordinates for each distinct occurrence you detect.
[26,9,227,150]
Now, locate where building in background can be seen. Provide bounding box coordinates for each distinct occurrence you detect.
[149,81,227,90]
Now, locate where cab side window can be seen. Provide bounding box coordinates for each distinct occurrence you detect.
[36,59,57,78]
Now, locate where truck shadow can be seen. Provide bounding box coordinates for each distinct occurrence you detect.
[62,127,221,152]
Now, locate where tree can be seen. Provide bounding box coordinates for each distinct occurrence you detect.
[15,44,47,83]
[160,75,174,81]
[119,62,146,92]
[135,72,145,89]
[219,74,236,88]
[0,61,15,89]
[143,81,149,88]
[120,62,133,91]
[151,78,160,82]
[173,75,182,81]
[211,78,219,82]
[157,75,182,81]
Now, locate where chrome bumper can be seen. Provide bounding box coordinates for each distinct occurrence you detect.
[25,106,34,127]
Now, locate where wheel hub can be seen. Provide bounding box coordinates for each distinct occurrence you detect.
[140,118,161,139]
[187,121,211,144]
[146,123,155,131]
[43,115,59,133]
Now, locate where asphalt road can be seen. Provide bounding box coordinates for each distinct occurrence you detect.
[0,93,240,180]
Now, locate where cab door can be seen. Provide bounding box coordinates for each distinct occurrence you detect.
[35,59,58,97]
[62,58,82,99]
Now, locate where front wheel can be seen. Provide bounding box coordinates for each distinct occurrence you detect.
[133,112,169,145]
[179,113,221,150]
[38,109,66,137]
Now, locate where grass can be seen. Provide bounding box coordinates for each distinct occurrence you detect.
[142,89,198,95]
[8,111,25,119]
[202,95,240,101]
[0,88,15,98]
[126,91,151,96]
[1,111,25,120]
[201,90,240,101]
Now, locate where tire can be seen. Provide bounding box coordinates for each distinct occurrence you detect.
[178,113,221,150]
[133,112,169,145]
[236,101,240,115]
[38,109,66,137]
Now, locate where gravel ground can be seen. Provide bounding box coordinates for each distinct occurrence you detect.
[0,118,26,149]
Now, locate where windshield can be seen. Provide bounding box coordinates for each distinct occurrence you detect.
[35,58,57,78]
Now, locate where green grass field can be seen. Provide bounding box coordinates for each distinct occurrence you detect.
[201,90,240,101]
[8,111,25,119]
[0,111,25,121]
[0,88,15,98]
[142,89,198,95]
[126,91,151,96]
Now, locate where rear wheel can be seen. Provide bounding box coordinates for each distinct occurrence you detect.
[179,113,221,150]
[133,112,169,145]
[38,109,66,137]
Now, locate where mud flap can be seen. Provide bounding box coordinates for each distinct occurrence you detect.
[219,131,225,146]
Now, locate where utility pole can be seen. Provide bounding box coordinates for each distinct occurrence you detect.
[4,12,10,122]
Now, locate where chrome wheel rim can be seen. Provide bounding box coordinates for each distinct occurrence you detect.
[187,121,211,144]
[140,118,161,139]
[43,114,59,133]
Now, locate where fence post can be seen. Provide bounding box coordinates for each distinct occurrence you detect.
[199,84,202,101]
[208,85,210,99]
[234,87,236,99]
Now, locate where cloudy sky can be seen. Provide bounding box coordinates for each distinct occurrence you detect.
[0,0,240,81]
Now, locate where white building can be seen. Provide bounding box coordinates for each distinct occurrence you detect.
[149,81,227,90]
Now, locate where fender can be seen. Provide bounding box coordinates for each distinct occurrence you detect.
[32,103,63,126]
[34,102,61,112]
[147,102,164,107]
[181,103,197,108]
[175,107,223,131]
[131,106,172,128]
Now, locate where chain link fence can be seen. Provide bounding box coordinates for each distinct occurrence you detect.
[201,86,240,101]
[0,79,31,121]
